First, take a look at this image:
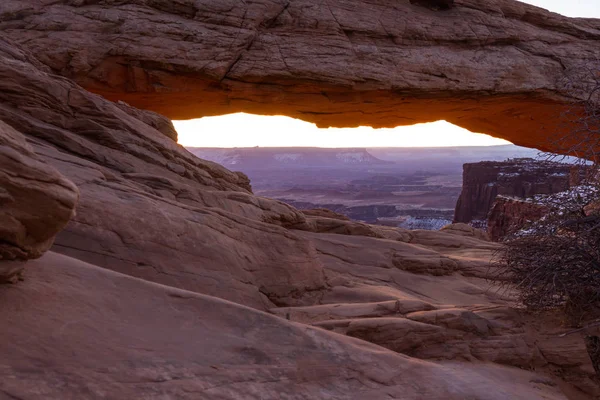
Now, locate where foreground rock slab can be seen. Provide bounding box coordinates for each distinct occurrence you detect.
[0,252,572,400]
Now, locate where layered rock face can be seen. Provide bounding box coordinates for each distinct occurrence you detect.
[487,196,549,241]
[1,7,600,399]
[0,36,324,309]
[0,39,80,282]
[1,0,600,151]
[0,120,78,264]
[454,159,579,224]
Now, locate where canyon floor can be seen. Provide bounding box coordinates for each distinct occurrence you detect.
[189,146,539,229]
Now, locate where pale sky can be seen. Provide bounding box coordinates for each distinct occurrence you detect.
[176,116,511,148]
[175,1,599,148]
[520,0,598,18]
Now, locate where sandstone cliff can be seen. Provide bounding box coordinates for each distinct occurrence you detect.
[1,0,600,151]
[454,159,578,224]
[487,196,549,241]
[0,40,80,281]
[488,184,600,241]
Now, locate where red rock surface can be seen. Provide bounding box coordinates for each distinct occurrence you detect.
[1,0,600,151]
[585,200,600,216]
[0,36,324,309]
[0,251,585,400]
[487,196,549,241]
[301,208,351,220]
[0,62,79,269]
[440,222,490,241]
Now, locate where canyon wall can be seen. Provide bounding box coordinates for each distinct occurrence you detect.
[1,0,600,151]
[487,196,549,241]
[454,159,578,224]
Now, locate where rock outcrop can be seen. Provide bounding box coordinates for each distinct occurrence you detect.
[1,0,600,151]
[440,222,490,241]
[487,196,549,241]
[0,120,78,265]
[301,208,351,221]
[0,36,325,309]
[454,159,579,224]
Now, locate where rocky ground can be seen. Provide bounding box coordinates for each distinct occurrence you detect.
[1,1,600,399]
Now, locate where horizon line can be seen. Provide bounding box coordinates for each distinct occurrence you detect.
[184,144,524,149]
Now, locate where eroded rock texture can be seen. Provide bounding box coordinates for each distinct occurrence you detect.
[0,86,78,268]
[1,0,600,150]
[487,196,549,241]
[0,251,583,400]
[0,36,324,309]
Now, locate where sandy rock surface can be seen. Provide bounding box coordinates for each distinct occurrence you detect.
[0,251,577,400]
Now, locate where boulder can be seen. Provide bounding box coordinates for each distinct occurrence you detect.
[0,119,78,263]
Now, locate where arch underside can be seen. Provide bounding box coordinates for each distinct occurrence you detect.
[1,0,599,152]
[95,79,569,152]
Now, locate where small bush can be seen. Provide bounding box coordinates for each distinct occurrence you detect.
[494,186,600,323]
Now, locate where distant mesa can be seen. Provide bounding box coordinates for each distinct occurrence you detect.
[453,158,585,234]
[187,147,392,169]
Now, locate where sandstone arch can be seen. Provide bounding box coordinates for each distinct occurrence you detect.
[410,0,455,11]
[1,0,599,151]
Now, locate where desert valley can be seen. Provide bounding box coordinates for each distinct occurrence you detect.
[189,145,542,229]
[1,1,600,399]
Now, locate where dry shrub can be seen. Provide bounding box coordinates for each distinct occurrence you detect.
[494,209,600,322]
